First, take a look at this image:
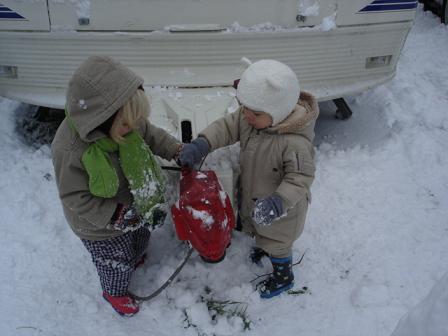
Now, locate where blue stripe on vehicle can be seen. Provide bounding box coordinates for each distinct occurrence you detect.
[0,11,25,19]
[359,3,418,12]
[372,0,417,4]
[0,5,26,19]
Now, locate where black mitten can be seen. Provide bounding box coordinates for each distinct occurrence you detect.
[149,208,167,231]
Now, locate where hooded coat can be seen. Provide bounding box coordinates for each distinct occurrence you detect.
[51,56,180,241]
[199,91,319,258]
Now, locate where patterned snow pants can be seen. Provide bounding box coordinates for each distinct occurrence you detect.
[81,227,151,296]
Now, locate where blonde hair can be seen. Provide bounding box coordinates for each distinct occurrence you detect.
[109,89,149,143]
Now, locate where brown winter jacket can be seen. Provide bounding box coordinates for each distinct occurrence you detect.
[199,92,319,257]
[51,56,180,241]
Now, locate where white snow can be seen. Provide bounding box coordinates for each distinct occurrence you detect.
[219,190,227,208]
[320,12,337,31]
[1,6,448,336]
[226,21,284,33]
[391,271,448,336]
[78,99,87,110]
[72,0,90,19]
[52,0,91,19]
[196,172,208,179]
[221,216,229,230]
[186,206,215,228]
[298,0,320,17]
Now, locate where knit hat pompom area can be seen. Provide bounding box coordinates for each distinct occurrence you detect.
[236,59,300,126]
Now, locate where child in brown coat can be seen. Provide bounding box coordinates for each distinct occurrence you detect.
[52,56,181,315]
[179,59,318,298]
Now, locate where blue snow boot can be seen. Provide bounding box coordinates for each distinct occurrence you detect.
[257,256,294,299]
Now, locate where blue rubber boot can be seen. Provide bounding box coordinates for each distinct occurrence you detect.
[257,256,294,299]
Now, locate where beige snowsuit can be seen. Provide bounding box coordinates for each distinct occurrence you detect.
[200,92,319,258]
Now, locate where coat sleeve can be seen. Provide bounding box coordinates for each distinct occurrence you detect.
[52,148,116,229]
[275,136,315,210]
[198,109,242,150]
[140,120,180,160]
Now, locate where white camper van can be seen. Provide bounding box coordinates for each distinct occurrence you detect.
[0,0,417,196]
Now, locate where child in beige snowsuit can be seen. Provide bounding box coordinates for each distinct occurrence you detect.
[179,59,318,298]
[52,56,181,315]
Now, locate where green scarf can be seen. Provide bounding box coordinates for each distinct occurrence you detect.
[81,131,166,223]
[64,109,166,223]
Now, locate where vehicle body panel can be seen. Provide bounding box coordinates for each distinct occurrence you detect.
[0,0,49,31]
[0,0,417,202]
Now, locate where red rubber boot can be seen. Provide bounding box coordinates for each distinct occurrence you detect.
[103,292,139,316]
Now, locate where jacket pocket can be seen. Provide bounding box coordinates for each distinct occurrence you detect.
[296,152,315,177]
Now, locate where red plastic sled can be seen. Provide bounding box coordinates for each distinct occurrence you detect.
[171,169,235,263]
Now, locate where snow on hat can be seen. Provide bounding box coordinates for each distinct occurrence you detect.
[236,58,300,125]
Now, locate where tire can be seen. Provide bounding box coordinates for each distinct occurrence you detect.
[421,0,430,12]
[16,106,64,147]
[442,0,448,24]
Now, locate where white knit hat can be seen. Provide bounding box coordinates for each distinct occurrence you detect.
[236,58,300,125]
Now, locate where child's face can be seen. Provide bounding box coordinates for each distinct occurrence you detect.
[111,119,132,138]
[243,107,273,129]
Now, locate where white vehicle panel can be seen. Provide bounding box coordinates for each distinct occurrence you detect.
[48,0,303,31]
[337,0,418,25]
[0,0,49,31]
[0,0,418,204]
[0,20,410,89]
[0,0,416,122]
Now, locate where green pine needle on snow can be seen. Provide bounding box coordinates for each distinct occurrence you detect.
[203,297,251,330]
[182,288,252,334]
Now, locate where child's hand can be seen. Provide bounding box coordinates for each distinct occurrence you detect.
[178,137,210,169]
[252,194,284,226]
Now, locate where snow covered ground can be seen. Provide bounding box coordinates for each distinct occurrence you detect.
[1,7,448,336]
